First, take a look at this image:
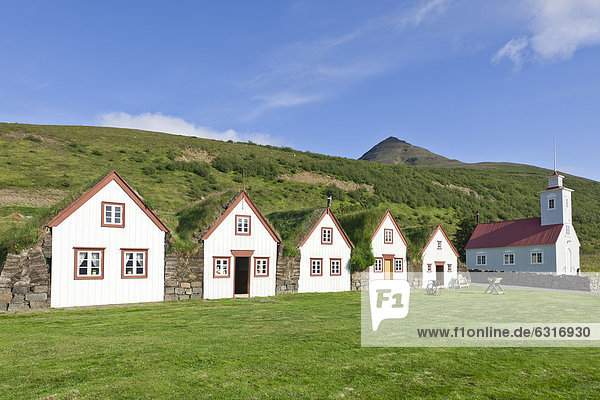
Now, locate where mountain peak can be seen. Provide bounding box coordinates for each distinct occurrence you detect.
[359,137,462,166]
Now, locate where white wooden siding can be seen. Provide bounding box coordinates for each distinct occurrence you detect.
[298,213,351,293]
[203,197,278,299]
[51,180,165,308]
[369,214,408,281]
[421,229,458,288]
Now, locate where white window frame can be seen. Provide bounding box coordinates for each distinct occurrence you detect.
[530,251,544,265]
[330,259,341,276]
[75,248,104,279]
[235,215,250,235]
[447,264,452,272]
[321,227,333,244]
[476,254,487,266]
[565,224,571,236]
[394,258,403,273]
[214,257,230,277]
[437,241,442,250]
[374,258,383,273]
[122,249,147,278]
[102,202,124,227]
[565,197,570,209]
[384,229,393,244]
[310,258,322,276]
[254,258,269,277]
[427,264,432,273]
[548,198,555,210]
[503,253,515,266]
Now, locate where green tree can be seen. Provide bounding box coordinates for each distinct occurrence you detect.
[454,214,478,262]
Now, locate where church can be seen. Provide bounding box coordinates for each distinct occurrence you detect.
[465,172,580,275]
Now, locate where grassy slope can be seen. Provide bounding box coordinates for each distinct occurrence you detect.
[1,123,599,270]
[0,290,598,399]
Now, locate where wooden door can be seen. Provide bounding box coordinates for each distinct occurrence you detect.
[384,259,393,280]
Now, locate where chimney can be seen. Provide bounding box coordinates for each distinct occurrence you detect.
[327,196,332,208]
[476,211,480,224]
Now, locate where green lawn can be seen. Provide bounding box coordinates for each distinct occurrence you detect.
[1,291,599,399]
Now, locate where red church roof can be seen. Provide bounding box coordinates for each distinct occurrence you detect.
[465,217,563,250]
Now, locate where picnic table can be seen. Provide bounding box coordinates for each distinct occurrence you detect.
[484,277,506,295]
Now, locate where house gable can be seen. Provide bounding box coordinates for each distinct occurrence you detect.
[420,226,459,258]
[201,191,281,243]
[371,210,408,246]
[47,171,169,233]
[298,208,353,250]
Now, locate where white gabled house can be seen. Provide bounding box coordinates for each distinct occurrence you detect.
[201,191,281,299]
[297,207,354,293]
[47,171,169,308]
[420,225,459,288]
[369,210,408,282]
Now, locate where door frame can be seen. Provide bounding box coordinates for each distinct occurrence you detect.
[231,250,255,297]
[435,261,445,284]
[383,254,394,280]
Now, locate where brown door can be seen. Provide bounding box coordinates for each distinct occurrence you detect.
[435,262,445,284]
[384,259,393,280]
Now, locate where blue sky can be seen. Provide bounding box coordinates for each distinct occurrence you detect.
[1,0,600,181]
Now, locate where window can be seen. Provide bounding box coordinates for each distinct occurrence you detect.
[476,254,487,266]
[254,258,269,277]
[374,258,383,273]
[548,198,555,210]
[427,264,432,273]
[447,264,452,272]
[235,215,250,235]
[330,259,341,276]
[384,229,393,244]
[122,249,148,278]
[394,258,403,273]
[503,253,515,265]
[321,227,333,244]
[566,197,570,208]
[437,241,442,250]
[102,202,125,227]
[310,258,322,276]
[74,248,104,279]
[565,224,571,236]
[214,257,230,277]
[531,252,543,264]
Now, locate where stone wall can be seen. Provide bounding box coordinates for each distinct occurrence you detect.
[350,270,369,291]
[276,253,300,294]
[0,245,51,311]
[470,270,597,292]
[164,242,204,300]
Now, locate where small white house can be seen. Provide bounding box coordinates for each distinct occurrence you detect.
[47,171,169,308]
[466,173,580,275]
[201,191,281,299]
[369,210,408,282]
[420,226,458,288]
[297,208,353,293]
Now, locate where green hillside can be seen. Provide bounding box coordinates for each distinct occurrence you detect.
[1,123,599,270]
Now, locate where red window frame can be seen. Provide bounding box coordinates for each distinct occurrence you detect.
[310,258,323,276]
[321,227,333,245]
[235,215,251,236]
[121,248,149,279]
[373,257,383,273]
[384,229,393,244]
[101,202,125,228]
[394,258,403,273]
[330,258,342,276]
[254,257,269,277]
[213,256,231,278]
[74,247,105,280]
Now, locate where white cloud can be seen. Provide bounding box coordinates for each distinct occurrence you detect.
[97,112,283,146]
[494,0,600,68]
[243,0,453,119]
[492,37,529,71]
